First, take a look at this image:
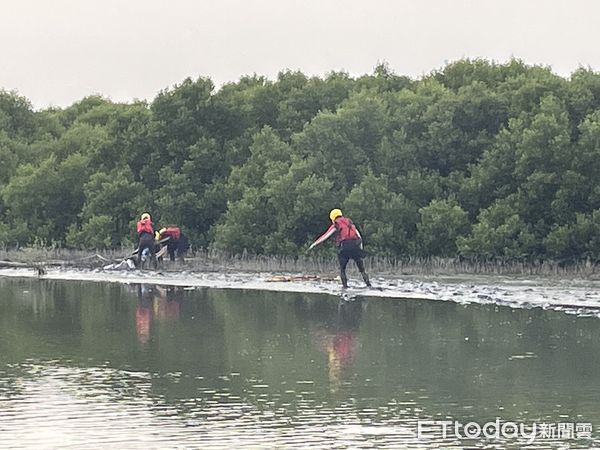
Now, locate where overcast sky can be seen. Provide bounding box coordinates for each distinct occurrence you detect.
[2,0,599,109]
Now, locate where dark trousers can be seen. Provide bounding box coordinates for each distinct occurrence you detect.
[166,240,178,261]
[167,234,189,262]
[138,234,156,268]
[337,239,370,287]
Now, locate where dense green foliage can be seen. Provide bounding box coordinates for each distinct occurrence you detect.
[2,59,600,261]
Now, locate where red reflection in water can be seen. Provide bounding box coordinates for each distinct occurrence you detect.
[136,304,152,344]
[135,285,182,344]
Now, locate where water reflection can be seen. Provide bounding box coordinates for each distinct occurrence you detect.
[0,278,599,448]
[311,299,364,392]
[134,284,183,344]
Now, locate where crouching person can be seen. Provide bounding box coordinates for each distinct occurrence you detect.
[158,227,190,262]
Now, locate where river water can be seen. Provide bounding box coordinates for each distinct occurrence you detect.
[1,277,599,449]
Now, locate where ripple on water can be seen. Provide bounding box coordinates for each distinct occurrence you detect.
[0,355,596,449]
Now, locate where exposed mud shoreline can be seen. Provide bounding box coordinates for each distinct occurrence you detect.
[1,264,600,319]
[1,247,600,279]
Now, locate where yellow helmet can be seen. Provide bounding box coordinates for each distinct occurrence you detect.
[329,208,343,222]
[141,212,151,221]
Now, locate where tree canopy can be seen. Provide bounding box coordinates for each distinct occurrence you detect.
[2,59,600,262]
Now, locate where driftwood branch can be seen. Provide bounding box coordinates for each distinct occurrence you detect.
[0,254,116,274]
[0,260,47,275]
[265,275,337,282]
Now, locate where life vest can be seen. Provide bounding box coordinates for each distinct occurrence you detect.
[334,217,360,245]
[162,227,181,240]
[137,218,154,236]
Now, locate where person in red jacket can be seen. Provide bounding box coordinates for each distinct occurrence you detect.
[158,226,189,262]
[309,208,371,289]
[136,212,157,269]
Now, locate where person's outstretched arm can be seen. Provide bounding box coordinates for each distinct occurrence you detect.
[308,224,336,249]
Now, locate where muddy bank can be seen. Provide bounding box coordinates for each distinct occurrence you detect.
[1,264,600,319]
[1,248,600,279]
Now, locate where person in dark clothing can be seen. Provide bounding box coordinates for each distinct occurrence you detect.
[136,212,157,269]
[158,226,189,262]
[309,208,371,289]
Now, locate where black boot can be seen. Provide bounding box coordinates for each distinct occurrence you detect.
[341,275,348,289]
[362,272,371,287]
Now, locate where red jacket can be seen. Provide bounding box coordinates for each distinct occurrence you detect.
[333,217,360,245]
[161,227,181,241]
[311,216,362,248]
[137,218,154,236]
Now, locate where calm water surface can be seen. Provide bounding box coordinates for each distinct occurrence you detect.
[1,278,599,449]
